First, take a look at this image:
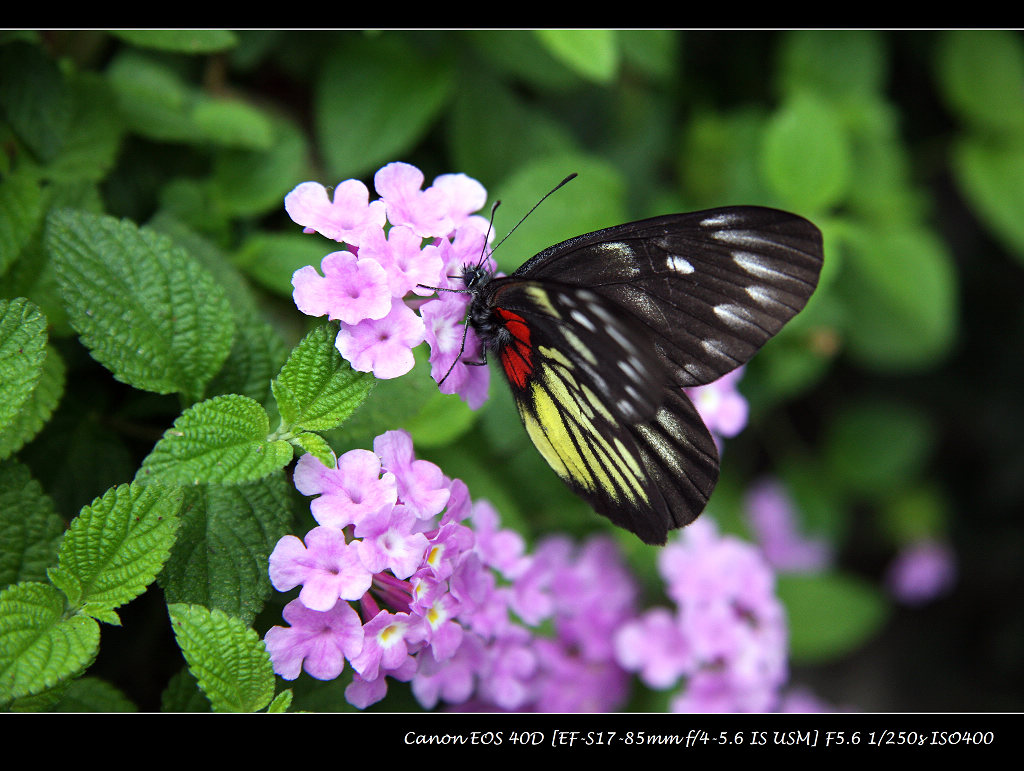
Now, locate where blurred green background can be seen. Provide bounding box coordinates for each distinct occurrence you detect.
[2,29,1023,712]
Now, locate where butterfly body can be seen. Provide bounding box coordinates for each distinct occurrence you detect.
[463,206,824,545]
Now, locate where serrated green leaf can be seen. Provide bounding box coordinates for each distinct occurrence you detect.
[0,298,48,431]
[0,582,100,703]
[778,572,889,663]
[148,215,288,403]
[761,92,852,212]
[109,29,239,54]
[168,603,275,713]
[267,689,293,713]
[0,460,65,589]
[49,481,182,615]
[533,29,620,84]
[46,567,82,607]
[46,208,235,400]
[273,323,375,432]
[291,432,336,468]
[159,474,293,625]
[316,35,453,179]
[0,342,66,461]
[139,394,293,485]
[78,602,121,626]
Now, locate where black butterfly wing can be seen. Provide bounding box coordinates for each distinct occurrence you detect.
[480,279,719,545]
[477,205,823,544]
[511,206,824,388]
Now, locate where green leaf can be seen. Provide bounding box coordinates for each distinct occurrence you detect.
[45,71,125,183]
[109,29,239,54]
[492,154,628,271]
[778,572,889,663]
[937,30,1024,133]
[533,30,620,84]
[160,667,211,712]
[838,223,958,371]
[191,99,274,152]
[761,92,852,212]
[272,323,375,433]
[823,401,934,498]
[316,34,454,179]
[46,209,235,400]
[159,474,293,625]
[0,167,46,273]
[52,676,137,712]
[0,342,66,461]
[952,136,1024,262]
[233,232,333,298]
[0,582,100,703]
[291,432,336,468]
[0,41,71,162]
[47,482,183,617]
[0,460,65,589]
[267,689,293,713]
[209,116,309,217]
[880,482,950,546]
[139,394,293,485]
[0,298,48,431]
[446,68,577,187]
[168,603,275,713]
[777,30,887,103]
[105,51,197,143]
[148,215,289,404]
[105,50,269,149]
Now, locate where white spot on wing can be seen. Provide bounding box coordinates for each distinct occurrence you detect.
[746,284,781,308]
[595,242,633,256]
[700,212,742,228]
[714,303,754,329]
[570,309,596,332]
[666,254,694,274]
[732,251,788,281]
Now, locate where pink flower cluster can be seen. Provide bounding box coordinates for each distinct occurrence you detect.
[286,162,495,408]
[613,518,789,712]
[263,429,638,711]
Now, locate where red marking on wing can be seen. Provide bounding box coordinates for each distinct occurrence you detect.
[496,308,532,389]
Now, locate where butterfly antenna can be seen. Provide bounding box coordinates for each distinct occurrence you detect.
[490,173,577,255]
[475,200,501,269]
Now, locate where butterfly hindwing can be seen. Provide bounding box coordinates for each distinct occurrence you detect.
[479,280,720,544]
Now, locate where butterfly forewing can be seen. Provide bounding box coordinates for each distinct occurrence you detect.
[511,206,824,388]
[469,204,824,545]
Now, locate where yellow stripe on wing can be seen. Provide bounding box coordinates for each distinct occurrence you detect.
[517,352,651,508]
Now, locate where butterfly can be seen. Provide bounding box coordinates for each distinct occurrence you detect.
[453,194,824,545]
